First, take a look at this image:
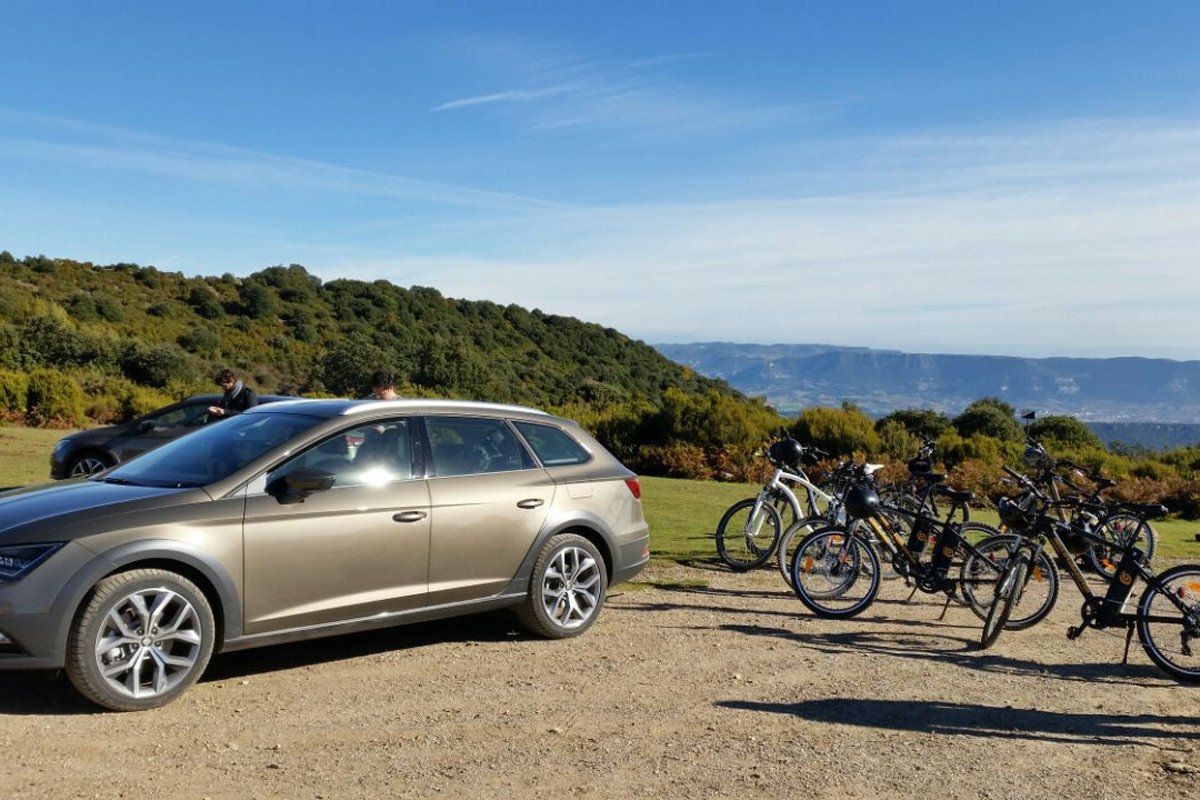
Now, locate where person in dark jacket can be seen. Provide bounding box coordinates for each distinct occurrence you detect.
[208,368,259,418]
[367,370,399,401]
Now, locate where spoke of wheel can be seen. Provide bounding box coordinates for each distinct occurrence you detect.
[148,590,175,629]
[160,603,195,635]
[95,633,137,656]
[157,628,202,646]
[105,609,139,640]
[127,595,152,633]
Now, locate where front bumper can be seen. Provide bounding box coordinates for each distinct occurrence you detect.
[0,542,100,671]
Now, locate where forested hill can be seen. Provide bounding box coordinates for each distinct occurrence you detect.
[0,251,737,409]
[657,341,1200,423]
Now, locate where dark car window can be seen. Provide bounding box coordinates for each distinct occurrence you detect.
[103,411,320,488]
[146,402,210,430]
[426,417,534,477]
[512,421,592,466]
[269,419,417,489]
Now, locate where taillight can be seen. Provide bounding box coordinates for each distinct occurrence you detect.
[624,477,642,500]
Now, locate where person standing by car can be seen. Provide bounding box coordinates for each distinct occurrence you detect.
[367,370,399,401]
[208,368,258,418]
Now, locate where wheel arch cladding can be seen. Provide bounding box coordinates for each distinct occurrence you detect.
[54,540,243,658]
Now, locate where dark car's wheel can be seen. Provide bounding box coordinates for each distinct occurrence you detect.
[66,568,216,711]
[516,534,608,639]
[67,451,113,477]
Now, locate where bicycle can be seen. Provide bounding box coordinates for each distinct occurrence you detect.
[787,467,1005,621]
[715,438,835,571]
[982,468,1200,681]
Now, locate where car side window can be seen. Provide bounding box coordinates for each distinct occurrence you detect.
[147,403,209,429]
[269,419,416,489]
[512,421,592,466]
[425,417,535,477]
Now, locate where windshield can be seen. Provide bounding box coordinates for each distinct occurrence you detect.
[102,411,321,488]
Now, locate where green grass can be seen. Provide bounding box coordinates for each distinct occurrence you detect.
[0,426,72,487]
[0,429,1196,563]
[639,475,1200,565]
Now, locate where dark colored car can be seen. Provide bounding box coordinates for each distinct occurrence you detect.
[50,394,289,479]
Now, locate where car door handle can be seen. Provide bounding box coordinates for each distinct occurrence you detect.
[392,510,428,523]
[517,498,545,509]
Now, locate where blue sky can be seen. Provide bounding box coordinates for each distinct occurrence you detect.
[2,2,1199,358]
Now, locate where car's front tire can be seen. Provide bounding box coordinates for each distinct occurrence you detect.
[67,451,113,478]
[516,534,608,639]
[65,568,216,711]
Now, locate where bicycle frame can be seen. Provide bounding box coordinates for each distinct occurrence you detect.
[1019,520,1194,630]
[755,467,834,520]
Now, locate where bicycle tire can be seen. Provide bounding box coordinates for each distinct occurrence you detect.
[980,552,1029,649]
[1136,563,1200,682]
[960,531,1059,630]
[716,498,783,571]
[789,525,881,618]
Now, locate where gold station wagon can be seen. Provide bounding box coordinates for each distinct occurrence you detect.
[0,399,650,710]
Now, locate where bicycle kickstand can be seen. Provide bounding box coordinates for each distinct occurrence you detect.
[936,592,954,621]
[1121,623,1135,665]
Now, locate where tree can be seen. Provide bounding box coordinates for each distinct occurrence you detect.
[790,404,881,456]
[877,407,952,441]
[953,397,1022,442]
[1028,415,1103,450]
[238,282,281,319]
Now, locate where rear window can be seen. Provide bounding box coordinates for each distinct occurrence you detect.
[513,421,592,467]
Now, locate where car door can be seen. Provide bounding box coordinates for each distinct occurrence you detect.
[423,415,556,604]
[241,417,431,634]
[116,401,211,461]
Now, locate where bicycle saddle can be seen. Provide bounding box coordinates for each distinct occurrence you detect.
[938,488,974,503]
[863,463,886,476]
[1120,502,1168,519]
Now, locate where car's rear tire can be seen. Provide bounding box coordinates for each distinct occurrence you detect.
[65,568,216,711]
[516,534,608,639]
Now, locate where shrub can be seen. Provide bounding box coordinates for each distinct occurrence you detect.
[791,403,880,457]
[1028,415,1103,450]
[239,282,281,319]
[635,443,711,480]
[147,301,175,317]
[177,326,221,357]
[120,342,195,388]
[0,369,28,413]
[953,397,1023,442]
[26,369,85,424]
[877,408,952,440]
[187,286,225,319]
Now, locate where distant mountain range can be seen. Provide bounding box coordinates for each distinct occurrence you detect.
[655,342,1200,447]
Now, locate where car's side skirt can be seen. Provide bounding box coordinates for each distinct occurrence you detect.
[219,591,527,652]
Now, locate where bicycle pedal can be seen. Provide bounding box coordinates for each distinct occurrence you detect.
[1066,625,1083,640]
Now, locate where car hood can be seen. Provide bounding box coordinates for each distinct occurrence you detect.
[0,480,194,543]
[60,425,123,446]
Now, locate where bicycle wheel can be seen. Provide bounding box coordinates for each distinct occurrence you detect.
[960,533,1059,630]
[1087,513,1157,577]
[776,515,832,587]
[1136,564,1200,682]
[716,498,783,571]
[980,552,1029,649]
[790,526,881,618]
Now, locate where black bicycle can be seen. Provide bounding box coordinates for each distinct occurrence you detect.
[788,468,1004,621]
[982,466,1200,681]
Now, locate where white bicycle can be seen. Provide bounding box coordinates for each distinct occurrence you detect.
[715,439,840,571]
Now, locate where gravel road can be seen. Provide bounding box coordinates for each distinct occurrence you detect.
[1,562,1196,799]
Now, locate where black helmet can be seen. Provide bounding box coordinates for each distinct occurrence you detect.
[907,456,932,475]
[844,483,881,520]
[767,438,806,469]
[998,496,1035,529]
[1022,442,1055,471]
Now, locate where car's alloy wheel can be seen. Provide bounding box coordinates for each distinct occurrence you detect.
[541,546,602,629]
[517,533,608,638]
[66,569,215,711]
[69,455,111,477]
[94,588,204,700]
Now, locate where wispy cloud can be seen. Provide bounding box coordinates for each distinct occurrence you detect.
[432,85,578,111]
[431,36,796,133]
[0,107,564,212]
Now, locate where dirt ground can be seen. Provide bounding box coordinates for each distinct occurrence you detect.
[1,562,1197,800]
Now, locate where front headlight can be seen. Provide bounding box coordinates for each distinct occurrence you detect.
[0,543,64,582]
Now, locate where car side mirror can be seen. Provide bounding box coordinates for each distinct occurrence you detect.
[268,467,336,504]
[138,420,156,434]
